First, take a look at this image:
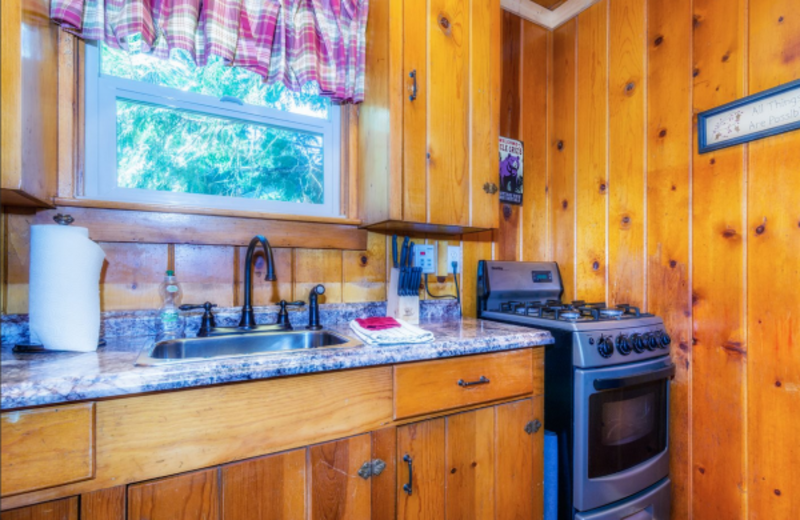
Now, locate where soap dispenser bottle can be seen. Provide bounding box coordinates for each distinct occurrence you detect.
[157,270,184,341]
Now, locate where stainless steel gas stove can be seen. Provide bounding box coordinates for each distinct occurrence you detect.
[477,261,673,520]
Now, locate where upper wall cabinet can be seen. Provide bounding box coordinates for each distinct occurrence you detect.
[358,0,500,234]
[0,0,58,208]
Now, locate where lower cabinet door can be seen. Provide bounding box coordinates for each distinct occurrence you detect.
[445,407,496,520]
[495,397,544,520]
[221,449,307,520]
[308,434,372,520]
[397,418,446,520]
[128,468,219,520]
[397,398,544,520]
[0,497,78,520]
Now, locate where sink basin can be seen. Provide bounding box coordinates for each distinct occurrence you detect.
[136,330,362,366]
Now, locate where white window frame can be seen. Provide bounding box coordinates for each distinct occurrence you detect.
[84,43,342,219]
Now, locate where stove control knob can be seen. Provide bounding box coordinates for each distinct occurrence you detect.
[597,336,614,358]
[645,333,658,351]
[616,334,632,356]
[659,331,672,348]
[631,334,646,353]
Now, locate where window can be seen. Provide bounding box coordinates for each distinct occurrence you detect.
[84,41,342,218]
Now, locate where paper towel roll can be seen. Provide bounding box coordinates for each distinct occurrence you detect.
[28,225,106,352]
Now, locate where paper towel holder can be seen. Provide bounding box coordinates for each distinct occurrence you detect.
[14,338,107,354]
[53,214,75,225]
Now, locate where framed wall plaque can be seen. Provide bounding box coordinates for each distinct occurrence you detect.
[698,78,800,153]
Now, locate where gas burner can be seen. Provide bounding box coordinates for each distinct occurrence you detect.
[599,308,624,319]
[560,311,580,321]
[524,303,544,317]
[500,301,523,312]
[616,304,641,318]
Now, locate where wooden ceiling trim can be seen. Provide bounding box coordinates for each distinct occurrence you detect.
[501,0,602,29]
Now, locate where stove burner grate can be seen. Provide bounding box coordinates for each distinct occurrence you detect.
[497,300,644,321]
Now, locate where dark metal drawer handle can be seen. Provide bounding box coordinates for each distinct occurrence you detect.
[403,454,413,495]
[457,376,490,387]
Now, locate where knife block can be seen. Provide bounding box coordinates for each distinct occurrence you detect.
[387,267,420,324]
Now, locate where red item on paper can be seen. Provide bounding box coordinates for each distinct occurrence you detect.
[355,317,402,330]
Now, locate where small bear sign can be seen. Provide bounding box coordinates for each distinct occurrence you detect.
[499,136,523,205]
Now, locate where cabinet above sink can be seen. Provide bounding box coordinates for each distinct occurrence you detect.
[357,0,501,234]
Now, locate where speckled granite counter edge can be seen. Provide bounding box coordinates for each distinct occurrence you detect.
[1,318,552,410]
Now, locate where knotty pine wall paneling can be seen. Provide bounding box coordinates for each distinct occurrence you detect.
[646,0,692,517]
[497,11,523,262]
[549,19,577,300]
[521,21,551,263]
[608,0,646,310]
[691,0,747,518]
[497,0,800,518]
[746,1,800,517]
[575,0,608,304]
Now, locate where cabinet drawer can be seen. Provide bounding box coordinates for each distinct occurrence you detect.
[1,403,94,496]
[393,349,533,419]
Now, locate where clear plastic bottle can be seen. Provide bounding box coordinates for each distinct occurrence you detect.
[157,270,184,341]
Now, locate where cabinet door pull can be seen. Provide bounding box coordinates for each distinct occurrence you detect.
[402,454,413,495]
[409,70,417,102]
[457,376,490,387]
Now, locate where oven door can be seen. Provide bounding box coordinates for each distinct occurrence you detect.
[573,356,674,512]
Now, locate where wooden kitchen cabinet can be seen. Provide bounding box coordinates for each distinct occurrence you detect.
[0,498,78,520]
[397,398,544,520]
[0,0,59,208]
[397,397,544,520]
[220,433,395,520]
[358,0,500,233]
[309,435,373,519]
[1,349,545,518]
[220,449,307,520]
[127,468,219,520]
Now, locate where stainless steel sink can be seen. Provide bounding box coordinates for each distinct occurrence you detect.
[136,330,362,366]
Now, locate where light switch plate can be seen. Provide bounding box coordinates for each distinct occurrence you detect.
[447,245,463,275]
[414,244,437,274]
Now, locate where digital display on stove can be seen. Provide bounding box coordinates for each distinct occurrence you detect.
[532,271,553,283]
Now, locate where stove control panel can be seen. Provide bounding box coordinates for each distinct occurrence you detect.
[573,324,671,368]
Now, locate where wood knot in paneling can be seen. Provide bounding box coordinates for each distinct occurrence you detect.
[437,13,452,36]
[624,82,636,95]
[755,218,767,235]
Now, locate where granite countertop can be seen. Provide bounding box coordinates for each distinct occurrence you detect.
[0,318,552,411]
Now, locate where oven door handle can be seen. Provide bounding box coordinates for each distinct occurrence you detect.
[593,363,675,391]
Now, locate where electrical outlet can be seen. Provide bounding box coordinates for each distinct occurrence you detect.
[447,245,462,274]
[414,244,437,274]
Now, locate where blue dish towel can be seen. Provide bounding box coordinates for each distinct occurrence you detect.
[544,430,558,520]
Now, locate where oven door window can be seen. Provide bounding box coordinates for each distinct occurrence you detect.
[588,379,667,478]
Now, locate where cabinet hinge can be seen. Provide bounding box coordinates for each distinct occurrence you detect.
[525,419,542,435]
[358,458,387,479]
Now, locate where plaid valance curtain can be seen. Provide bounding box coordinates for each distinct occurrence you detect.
[50,0,369,104]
